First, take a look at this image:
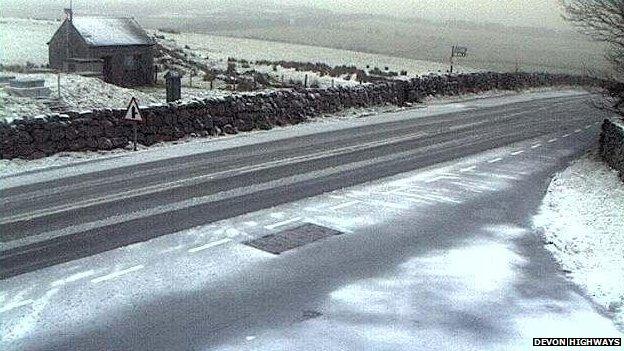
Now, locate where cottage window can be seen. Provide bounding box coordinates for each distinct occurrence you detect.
[124,55,135,68]
[134,54,142,69]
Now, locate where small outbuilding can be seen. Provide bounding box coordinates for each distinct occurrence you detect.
[48,11,155,87]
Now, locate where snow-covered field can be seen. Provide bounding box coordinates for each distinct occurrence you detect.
[0,18,57,66]
[534,151,624,330]
[155,30,473,77]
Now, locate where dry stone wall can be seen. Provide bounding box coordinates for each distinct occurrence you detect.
[600,118,624,180]
[0,72,606,160]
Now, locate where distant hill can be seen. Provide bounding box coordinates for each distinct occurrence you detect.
[1,1,608,74]
[201,13,607,74]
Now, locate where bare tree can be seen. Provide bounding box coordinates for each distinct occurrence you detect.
[561,0,624,119]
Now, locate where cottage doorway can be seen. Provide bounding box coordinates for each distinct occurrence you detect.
[102,56,113,83]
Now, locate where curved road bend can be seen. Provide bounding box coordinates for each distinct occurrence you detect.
[0,94,608,278]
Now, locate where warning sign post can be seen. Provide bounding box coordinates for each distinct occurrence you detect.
[124,97,143,151]
[449,45,468,74]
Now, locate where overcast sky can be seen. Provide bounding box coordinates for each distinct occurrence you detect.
[279,0,566,28]
[2,0,567,29]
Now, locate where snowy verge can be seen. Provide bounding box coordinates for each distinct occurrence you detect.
[534,151,624,331]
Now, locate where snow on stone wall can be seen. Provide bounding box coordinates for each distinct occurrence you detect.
[600,119,624,180]
[0,72,607,160]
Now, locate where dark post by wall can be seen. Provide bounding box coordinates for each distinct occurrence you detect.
[0,72,607,160]
[600,118,624,180]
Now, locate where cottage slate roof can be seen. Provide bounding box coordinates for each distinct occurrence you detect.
[71,17,155,47]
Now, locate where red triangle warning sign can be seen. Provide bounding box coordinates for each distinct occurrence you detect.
[124,97,143,122]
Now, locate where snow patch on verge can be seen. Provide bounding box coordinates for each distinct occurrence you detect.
[534,152,624,330]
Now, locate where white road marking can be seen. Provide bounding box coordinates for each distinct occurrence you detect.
[531,144,542,149]
[304,206,324,213]
[328,195,346,200]
[488,157,503,163]
[399,197,434,205]
[548,138,558,143]
[424,175,461,183]
[451,180,496,191]
[310,220,354,234]
[475,172,519,180]
[0,134,505,251]
[0,299,34,313]
[355,198,409,210]
[562,133,571,138]
[575,129,582,133]
[50,270,96,287]
[264,217,302,230]
[329,201,360,211]
[2,131,431,224]
[90,265,144,284]
[394,191,461,204]
[449,182,483,193]
[401,184,452,194]
[459,166,477,173]
[188,238,232,253]
[510,150,525,156]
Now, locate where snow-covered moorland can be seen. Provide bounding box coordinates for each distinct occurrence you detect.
[534,151,624,331]
[1,16,472,121]
[150,29,473,78]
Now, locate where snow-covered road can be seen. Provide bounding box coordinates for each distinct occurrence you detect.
[1,117,621,350]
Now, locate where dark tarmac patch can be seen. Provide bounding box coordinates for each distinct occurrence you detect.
[301,310,323,321]
[244,223,342,254]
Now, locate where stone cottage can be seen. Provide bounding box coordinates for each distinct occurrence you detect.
[48,11,155,87]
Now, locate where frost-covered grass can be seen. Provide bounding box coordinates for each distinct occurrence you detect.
[534,151,624,331]
[0,18,57,65]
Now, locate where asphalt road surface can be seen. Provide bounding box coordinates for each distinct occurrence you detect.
[0,93,607,277]
[1,92,621,349]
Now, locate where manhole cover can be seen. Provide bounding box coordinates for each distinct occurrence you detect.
[244,223,343,254]
[301,310,323,321]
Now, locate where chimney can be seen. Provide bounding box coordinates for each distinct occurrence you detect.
[64,8,73,22]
